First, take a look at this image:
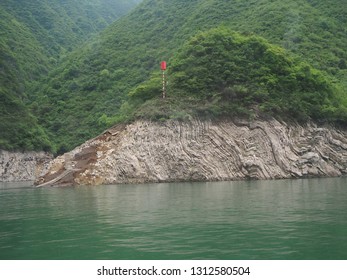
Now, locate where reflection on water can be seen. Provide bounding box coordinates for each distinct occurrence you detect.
[0,178,347,259]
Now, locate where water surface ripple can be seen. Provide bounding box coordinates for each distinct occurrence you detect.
[0,178,346,259]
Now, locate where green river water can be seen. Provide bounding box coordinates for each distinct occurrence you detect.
[0,178,346,260]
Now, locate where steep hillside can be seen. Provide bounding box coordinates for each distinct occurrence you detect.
[0,88,52,151]
[0,0,141,92]
[0,0,140,151]
[0,7,49,95]
[30,0,347,152]
[0,7,52,151]
[124,28,342,123]
[1,0,141,58]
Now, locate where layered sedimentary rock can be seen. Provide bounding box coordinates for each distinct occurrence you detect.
[0,150,52,182]
[35,118,347,186]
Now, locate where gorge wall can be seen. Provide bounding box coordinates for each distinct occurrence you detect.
[35,118,347,187]
[0,150,52,182]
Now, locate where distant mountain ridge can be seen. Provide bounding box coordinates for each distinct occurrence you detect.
[1,0,141,58]
[0,0,141,151]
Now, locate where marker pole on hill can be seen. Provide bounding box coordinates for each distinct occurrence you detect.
[161,61,167,99]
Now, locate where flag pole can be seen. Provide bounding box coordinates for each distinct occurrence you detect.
[161,61,167,99]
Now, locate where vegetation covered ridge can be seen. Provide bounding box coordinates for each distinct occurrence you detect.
[112,28,346,124]
[29,0,347,153]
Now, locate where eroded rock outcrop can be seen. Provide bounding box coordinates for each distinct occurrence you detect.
[0,150,53,182]
[35,118,347,186]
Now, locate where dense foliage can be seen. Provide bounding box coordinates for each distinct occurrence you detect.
[0,0,140,151]
[1,0,140,58]
[2,0,347,152]
[28,0,347,152]
[120,28,345,123]
[0,89,51,151]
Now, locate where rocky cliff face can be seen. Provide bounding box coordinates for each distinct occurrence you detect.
[0,150,52,182]
[35,118,347,186]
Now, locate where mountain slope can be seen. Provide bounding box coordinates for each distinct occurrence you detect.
[1,0,141,91]
[1,0,141,58]
[125,28,341,124]
[0,0,141,151]
[31,0,347,152]
[0,6,52,151]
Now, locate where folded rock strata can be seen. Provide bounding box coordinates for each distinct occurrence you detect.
[35,118,347,186]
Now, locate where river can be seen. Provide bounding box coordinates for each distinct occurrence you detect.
[0,178,346,260]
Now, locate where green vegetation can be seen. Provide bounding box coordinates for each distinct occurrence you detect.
[1,0,347,153]
[0,0,140,152]
[1,0,141,58]
[0,88,51,151]
[29,0,347,152]
[118,28,345,123]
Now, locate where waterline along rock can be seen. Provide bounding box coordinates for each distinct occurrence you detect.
[35,118,347,187]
